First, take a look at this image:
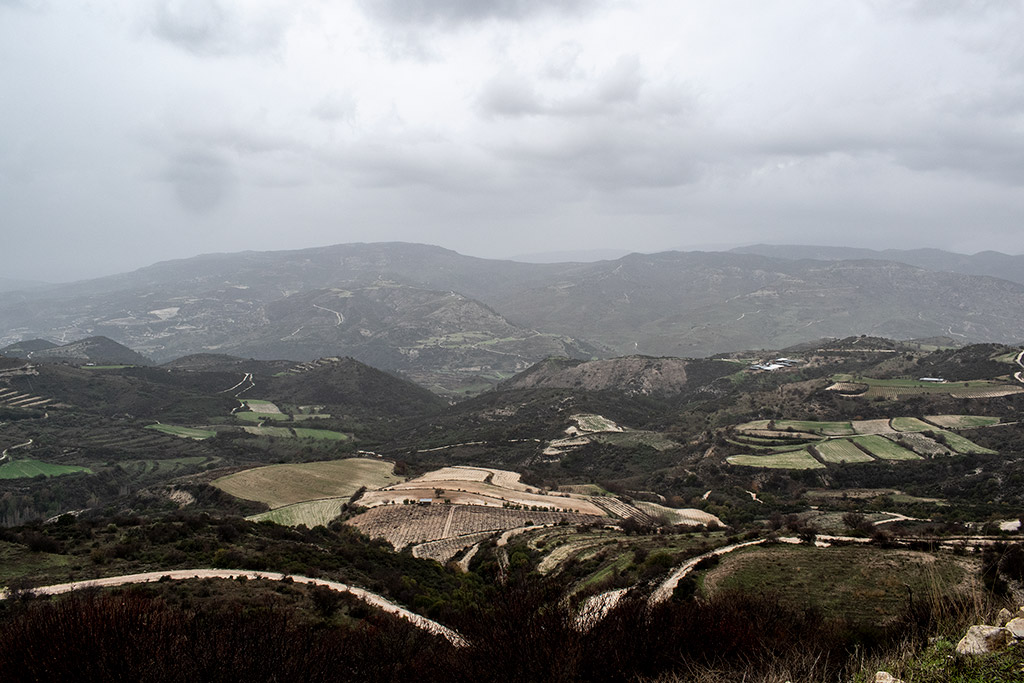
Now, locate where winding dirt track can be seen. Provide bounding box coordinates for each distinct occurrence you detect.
[1,569,465,646]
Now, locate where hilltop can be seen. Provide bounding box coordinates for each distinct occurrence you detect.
[0,336,151,366]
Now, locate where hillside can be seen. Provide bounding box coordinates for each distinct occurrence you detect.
[0,336,151,365]
[733,244,1024,286]
[2,243,1024,390]
[499,356,738,396]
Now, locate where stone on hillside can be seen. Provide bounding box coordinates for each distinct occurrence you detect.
[1006,617,1024,639]
[875,671,904,683]
[956,625,1012,655]
[997,607,1014,625]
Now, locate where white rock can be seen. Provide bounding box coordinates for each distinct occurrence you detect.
[997,607,1014,626]
[875,671,904,683]
[1006,617,1024,639]
[956,625,1012,655]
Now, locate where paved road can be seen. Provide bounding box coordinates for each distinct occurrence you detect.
[2,569,465,646]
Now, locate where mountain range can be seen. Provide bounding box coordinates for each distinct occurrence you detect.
[1,242,1023,392]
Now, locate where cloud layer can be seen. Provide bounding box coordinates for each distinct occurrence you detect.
[1,0,1022,281]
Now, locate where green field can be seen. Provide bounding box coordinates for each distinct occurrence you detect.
[726,450,825,469]
[0,459,92,479]
[937,431,997,455]
[235,411,291,423]
[249,498,347,527]
[924,414,1001,429]
[146,424,216,440]
[851,435,922,460]
[773,420,855,436]
[814,439,874,464]
[213,458,401,509]
[890,417,933,432]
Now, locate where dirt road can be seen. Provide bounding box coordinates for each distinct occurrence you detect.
[2,568,465,646]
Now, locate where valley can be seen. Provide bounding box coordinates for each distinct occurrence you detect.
[3,245,1024,681]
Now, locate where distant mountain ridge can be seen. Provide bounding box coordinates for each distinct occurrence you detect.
[1,242,1023,391]
[732,244,1024,286]
[0,336,151,366]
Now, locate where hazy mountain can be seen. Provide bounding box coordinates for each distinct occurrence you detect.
[0,336,151,365]
[0,277,49,292]
[2,243,1024,387]
[732,244,1024,286]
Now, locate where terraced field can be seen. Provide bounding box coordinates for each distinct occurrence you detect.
[728,415,996,469]
[726,450,825,469]
[347,503,601,550]
[850,435,922,460]
[924,415,1002,429]
[213,458,401,509]
[827,376,1024,399]
[241,426,349,440]
[814,439,874,464]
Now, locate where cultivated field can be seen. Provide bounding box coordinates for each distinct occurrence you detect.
[0,459,92,479]
[241,426,349,440]
[347,503,602,550]
[213,458,401,509]
[360,466,605,515]
[633,501,723,526]
[146,424,216,440]
[924,415,1001,429]
[728,414,996,469]
[726,450,825,469]
[850,435,922,460]
[249,498,346,527]
[828,376,1024,399]
[814,439,874,464]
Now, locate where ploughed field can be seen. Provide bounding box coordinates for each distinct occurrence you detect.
[727,415,999,469]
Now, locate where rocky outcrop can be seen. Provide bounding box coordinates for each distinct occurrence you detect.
[955,625,1013,655]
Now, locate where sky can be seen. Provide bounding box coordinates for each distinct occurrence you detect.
[1,0,1023,282]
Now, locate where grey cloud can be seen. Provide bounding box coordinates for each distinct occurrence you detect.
[478,56,651,119]
[148,0,291,56]
[311,93,358,123]
[162,151,235,213]
[358,0,593,26]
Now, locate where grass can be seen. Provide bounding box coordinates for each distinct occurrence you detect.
[0,459,92,479]
[234,411,291,422]
[851,435,922,461]
[212,458,401,509]
[814,439,875,464]
[704,543,973,626]
[870,636,1024,682]
[81,365,132,370]
[726,450,825,469]
[145,424,216,440]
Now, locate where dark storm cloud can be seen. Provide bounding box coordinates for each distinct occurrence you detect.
[358,0,594,26]
[162,151,235,213]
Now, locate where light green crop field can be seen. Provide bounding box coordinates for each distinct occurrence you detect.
[249,498,347,527]
[81,365,132,370]
[939,431,997,455]
[924,415,1001,429]
[0,459,92,479]
[890,417,933,432]
[851,435,922,460]
[145,424,216,440]
[727,450,825,469]
[235,411,291,422]
[212,458,401,508]
[814,439,874,464]
[774,420,855,436]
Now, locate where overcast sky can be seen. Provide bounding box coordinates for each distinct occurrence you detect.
[2,1,1022,282]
